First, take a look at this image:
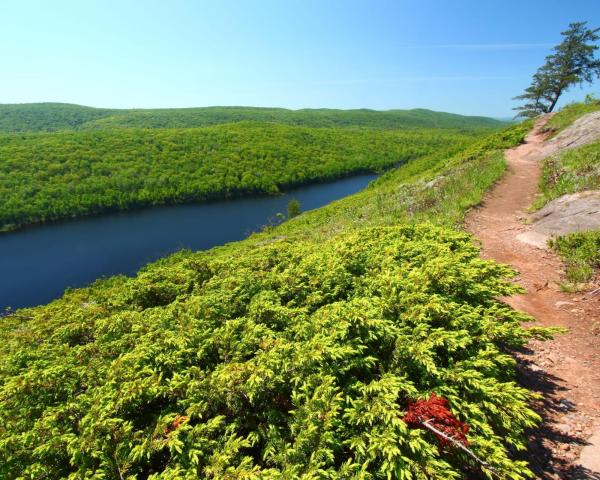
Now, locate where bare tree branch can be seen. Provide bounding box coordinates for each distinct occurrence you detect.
[421,419,502,479]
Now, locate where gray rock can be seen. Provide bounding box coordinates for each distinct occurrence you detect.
[555,301,575,308]
[558,398,577,411]
[424,176,444,189]
[531,190,600,237]
[544,111,600,155]
[556,422,573,435]
[578,431,600,474]
[516,230,550,249]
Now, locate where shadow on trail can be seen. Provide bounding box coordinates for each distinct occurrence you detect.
[514,345,597,479]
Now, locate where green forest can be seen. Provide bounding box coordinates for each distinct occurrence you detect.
[0,103,504,133]
[0,119,482,232]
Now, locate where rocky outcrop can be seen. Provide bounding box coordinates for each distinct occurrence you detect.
[542,111,600,156]
[531,190,600,237]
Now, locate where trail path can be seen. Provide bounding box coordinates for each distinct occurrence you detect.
[465,117,600,479]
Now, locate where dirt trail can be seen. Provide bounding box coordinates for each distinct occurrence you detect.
[465,117,600,479]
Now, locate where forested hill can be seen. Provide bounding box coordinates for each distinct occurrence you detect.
[0,103,119,133]
[0,123,475,231]
[0,102,505,132]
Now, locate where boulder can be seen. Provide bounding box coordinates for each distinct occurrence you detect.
[531,190,600,237]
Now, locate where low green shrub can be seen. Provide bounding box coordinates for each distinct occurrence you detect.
[0,225,551,479]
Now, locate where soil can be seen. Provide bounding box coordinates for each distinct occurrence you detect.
[465,115,600,479]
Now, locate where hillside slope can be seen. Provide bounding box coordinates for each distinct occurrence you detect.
[0,103,118,132]
[0,102,505,132]
[0,120,553,479]
[80,106,504,131]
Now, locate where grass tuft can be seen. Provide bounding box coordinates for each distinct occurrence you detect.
[549,231,600,284]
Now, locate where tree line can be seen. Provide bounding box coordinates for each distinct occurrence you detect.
[0,103,504,133]
[0,122,477,231]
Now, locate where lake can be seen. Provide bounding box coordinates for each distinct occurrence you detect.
[0,173,376,310]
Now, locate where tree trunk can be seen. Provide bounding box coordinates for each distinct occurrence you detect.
[548,90,562,113]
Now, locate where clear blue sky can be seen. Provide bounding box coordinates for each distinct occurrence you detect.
[1,0,599,117]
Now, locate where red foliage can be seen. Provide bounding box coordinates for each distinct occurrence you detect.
[404,394,469,447]
[165,414,189,435]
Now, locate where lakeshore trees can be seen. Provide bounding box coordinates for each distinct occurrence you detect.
[0,123,478,231]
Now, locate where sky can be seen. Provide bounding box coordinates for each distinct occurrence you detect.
[1,0,599,117]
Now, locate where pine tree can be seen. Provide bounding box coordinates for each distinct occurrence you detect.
[514,22,600,118]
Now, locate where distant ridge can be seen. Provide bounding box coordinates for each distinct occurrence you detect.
[0,102,504,133]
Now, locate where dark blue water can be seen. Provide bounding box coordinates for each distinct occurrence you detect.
[0,174,376,310]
